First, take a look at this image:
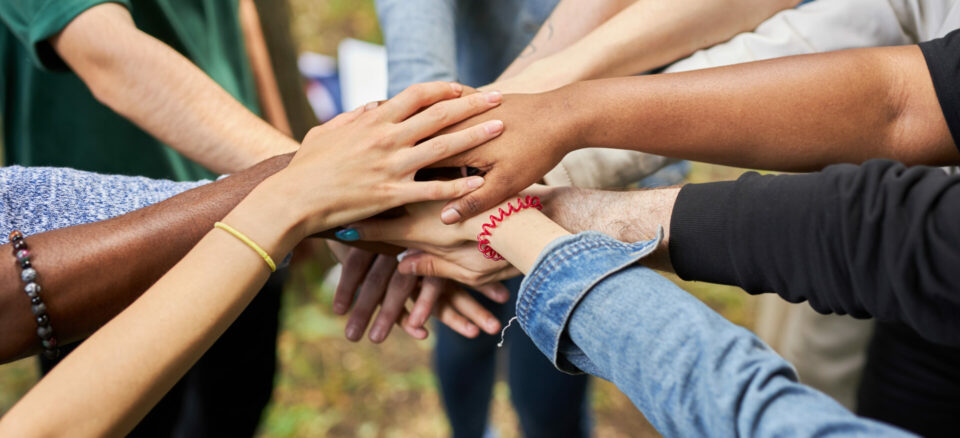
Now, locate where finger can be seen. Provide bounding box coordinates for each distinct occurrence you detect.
[399,119,504,172]
[400,91,502,144]
[332,248,376,314]
[400,176,486,205]
[349,215,417,243]
[326,239,352,262]
[475,281,511,304]
[409,276,445,328]
[369,270,418,343]
[440,170,517,224]
[344,255,396,342]
[397,308,429,340]
[378,82,464,122]
[433,294,480,339]
[449,289,501,335]
[396,253,498,289]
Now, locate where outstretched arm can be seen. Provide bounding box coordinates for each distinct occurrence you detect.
[51,3,298,173]
[357,196,907,436]
[0,155,292,363]
[353,158,960,346]
[494,0,800,93]
[437,41,957,221]
[0,82,497,437]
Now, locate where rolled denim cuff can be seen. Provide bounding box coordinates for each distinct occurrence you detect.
[517,231,661,374]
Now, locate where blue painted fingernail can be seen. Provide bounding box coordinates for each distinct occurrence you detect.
[335,228,359,241]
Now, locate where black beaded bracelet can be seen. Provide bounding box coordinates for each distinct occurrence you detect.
[10,230,59,359]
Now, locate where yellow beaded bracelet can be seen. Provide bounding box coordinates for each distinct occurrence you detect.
[214,222,277,272]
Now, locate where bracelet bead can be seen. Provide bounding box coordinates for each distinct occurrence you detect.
[11,230,58,359]
[32,302,47,316]
[21,267,36,282]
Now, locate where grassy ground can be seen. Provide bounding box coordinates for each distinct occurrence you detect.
[0,2,761,436]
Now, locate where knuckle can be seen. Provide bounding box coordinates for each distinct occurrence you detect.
[427,138,450,157]
[460,195,484,216]
[304,126,324,142]
[427,105,452,125]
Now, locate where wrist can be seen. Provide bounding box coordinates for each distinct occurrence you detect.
[224,176,313,258]
[546,84,589,155]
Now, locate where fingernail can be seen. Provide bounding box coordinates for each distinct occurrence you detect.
[396,250,411,263]
[333,302,347,314]
[346,325,360,341]
[363,101,379,111]
[370,325,385,342]
[466,176,485,189]
[485,91,502,103]
[450,82,463,94]
[335,228,359,241]
[441,208,462,224]
[484,120,503,135]
[486,318,500,332]
[398,259,415,275]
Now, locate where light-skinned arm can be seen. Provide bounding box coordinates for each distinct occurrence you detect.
[494,0,636,84]
[0,82,499,437]
[436,44,957,222]
[51,3,298,174]
[492,0,800,93]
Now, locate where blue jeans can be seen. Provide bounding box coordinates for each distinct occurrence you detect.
[435,277,590,438]
[518,232,915,437]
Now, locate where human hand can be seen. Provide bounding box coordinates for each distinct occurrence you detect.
[428,90,583,224]
[328,244,506,343]
[267,81,507,239]
[346,201,520,288]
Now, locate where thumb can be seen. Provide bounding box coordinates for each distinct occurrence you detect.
[439,174,514,224]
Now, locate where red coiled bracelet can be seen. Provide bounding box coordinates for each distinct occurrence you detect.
[477,195,542,261]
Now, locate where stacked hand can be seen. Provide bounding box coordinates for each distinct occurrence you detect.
[428,88,583,224]
[327,242,509,343]
[270,81,506,240]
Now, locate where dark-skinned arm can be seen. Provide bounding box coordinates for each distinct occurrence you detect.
[436,42,958,222]
[0,154,289,363]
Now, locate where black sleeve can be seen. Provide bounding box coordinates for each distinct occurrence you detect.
[920,28,960,151]
[669,159,960,346]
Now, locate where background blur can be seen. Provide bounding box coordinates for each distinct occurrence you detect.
[0,1,755,436]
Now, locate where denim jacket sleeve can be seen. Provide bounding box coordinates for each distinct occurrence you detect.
[517,231,914,437]
[375,0,458,97]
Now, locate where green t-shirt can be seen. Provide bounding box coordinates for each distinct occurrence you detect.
[0,0,260,181]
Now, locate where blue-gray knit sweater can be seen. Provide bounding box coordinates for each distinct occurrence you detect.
[0,166,208,244]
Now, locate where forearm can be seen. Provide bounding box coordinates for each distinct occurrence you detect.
[0,154,292,362]
[536,185,678,271]
[0,184,300,437]
[53,4,298,173]
[505,0,798,92]
[560,45,957,171]
[496,0,634,83]
[529,235,907,436]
